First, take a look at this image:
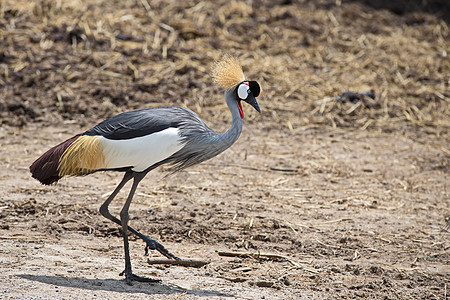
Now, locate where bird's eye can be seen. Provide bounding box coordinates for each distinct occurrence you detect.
[237,83,250,100]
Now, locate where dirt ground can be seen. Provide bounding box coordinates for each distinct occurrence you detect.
[0,0,449,299]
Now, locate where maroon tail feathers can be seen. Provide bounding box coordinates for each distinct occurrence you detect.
[29,135,80,185]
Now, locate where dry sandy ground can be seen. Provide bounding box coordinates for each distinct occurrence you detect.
[0,124,448,299]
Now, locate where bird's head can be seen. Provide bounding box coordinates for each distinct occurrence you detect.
[234,80,261,118]
[212,55,261,119]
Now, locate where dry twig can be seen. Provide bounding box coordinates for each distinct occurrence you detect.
[147,258,209,268]
[217,250,302,267]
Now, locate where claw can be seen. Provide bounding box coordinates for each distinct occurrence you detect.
[120,270,161,285]
[156,244,180,260]
[142,237,180,260]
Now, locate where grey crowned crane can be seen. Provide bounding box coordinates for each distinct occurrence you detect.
[29,56,261,284]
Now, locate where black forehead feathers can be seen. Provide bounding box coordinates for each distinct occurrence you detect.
[249,81,260,97]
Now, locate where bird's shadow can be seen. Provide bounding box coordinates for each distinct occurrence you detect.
[17,274,233,297]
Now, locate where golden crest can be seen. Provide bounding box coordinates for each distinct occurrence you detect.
[211,55,245,89]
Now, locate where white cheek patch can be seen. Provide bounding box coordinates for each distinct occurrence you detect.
[237,83,249,100]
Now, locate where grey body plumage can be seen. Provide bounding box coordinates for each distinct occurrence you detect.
[81,88,244,174]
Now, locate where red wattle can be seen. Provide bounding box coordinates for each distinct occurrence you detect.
[237,100,244,119]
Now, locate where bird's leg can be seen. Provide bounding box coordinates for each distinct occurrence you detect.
[119,173,160,285]
[99,172,178,260]
[99,171,133,218]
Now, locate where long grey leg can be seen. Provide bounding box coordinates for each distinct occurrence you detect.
[99,172,178,260]
[117,172,160,284]
[99,171,133,217]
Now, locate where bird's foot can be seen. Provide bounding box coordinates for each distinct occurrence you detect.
[119,270,161,285]
[143,237,180,260]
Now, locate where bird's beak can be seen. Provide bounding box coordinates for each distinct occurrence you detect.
[244,94,261,113]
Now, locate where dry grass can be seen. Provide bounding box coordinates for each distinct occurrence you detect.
[0,0,448,136]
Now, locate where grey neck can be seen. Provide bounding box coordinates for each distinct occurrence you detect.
[217,88,243,147]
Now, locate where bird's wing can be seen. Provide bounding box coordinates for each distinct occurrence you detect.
[83,106,194,140]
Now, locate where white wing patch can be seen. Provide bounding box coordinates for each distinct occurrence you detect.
[99,127,184,172]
